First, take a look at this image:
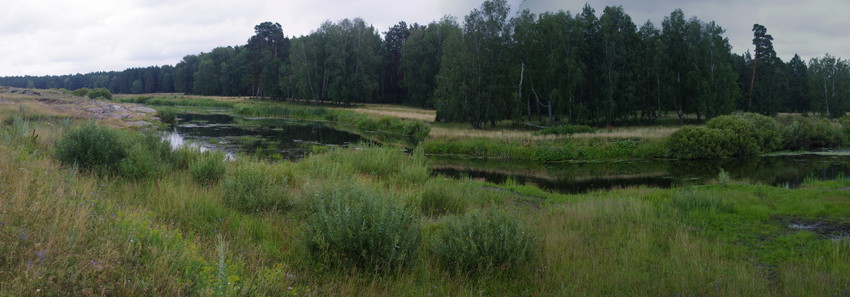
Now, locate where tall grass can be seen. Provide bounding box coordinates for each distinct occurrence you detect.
[423,136,666,162]
[221,160,292,212]
[430,210,537,275]
[4,102,850,296]
[304,185,420,273]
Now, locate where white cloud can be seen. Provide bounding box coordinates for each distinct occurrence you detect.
[0,0,848,76]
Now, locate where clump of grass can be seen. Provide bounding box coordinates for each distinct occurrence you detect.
[189,151,226,186]
[156,108,177,125]
[221,161,290,212]
[304,185,420,273]
[325,145,429,185]
[670,189,735,213]
[420,178,470,216]
[533,124,596,136]
[54,123,127,174]
[116,138,172,180]
[355,116,431,142]
[234,103,327,120]
[430,210,537,275]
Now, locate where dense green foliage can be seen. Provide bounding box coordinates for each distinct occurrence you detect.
[54,123,127,173]
[4,1,849,126]
[777,115,845,150]
[189,151,227,185]
[666,126,733,159]
[156,108,177,124]
[669,113,847,159]
[430,210,537,274]
[305,186,420,272]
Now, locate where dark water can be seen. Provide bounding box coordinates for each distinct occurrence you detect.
[166,112,850,193]
[165,113,365,160]
[432,154,850,193]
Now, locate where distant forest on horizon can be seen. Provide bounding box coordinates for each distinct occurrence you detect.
[2,0,849,126]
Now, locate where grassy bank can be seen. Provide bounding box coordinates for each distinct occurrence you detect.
[423,136,666,162]
[116,95,431,146]
[2,99,850,296]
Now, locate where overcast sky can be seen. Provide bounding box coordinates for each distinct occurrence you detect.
[1,0,848,76]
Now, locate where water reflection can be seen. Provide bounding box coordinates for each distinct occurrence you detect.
[163,113,365,160]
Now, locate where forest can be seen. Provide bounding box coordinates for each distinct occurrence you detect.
[1,0,849,126]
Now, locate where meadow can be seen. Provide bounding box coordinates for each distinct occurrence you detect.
[1,92,850,296]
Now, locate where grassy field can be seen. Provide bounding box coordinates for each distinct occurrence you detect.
[1,94,850,296]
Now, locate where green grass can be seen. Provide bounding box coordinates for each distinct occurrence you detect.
[423,136,667,162]
[3,106,850,296]
[117,95,236,108]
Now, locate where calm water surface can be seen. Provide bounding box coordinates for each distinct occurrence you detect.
[166,112,850,193]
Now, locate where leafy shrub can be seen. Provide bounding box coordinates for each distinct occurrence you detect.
[534,124,596,135]
[430,210,536,274]
[420,178,469,216]
[55,123,127,173]
[88,88,113,100]
[305,186,420,272]
[71,88,90,97]
[666,126,734,159]
[221,162,289,212]
[190,151,226,185]
[157,108,177,125]
[778,115,845,150]
[736,113,782,152]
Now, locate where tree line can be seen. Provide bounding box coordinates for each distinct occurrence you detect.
[1,0,849,126]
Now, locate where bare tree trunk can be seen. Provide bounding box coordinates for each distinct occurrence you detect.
[518,63,528,121]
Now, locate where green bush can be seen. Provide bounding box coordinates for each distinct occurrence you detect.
[534,124,596,136]
[420,178,469,216]
[430,210,536,274]
[736,113,782,152]
[54,123,127,173]
[157,108,177,125]
[71,88,90,97]
[706,114,781,156]
[305,186,420,272]
[88,88,113,100]
[190,151,226,186]
[778,115,845,150]
[221,162,289,212]
[666,126,734,159]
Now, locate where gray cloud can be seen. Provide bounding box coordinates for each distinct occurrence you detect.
[0,0,847,76]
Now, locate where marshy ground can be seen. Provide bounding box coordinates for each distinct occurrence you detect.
[1,91,849,296]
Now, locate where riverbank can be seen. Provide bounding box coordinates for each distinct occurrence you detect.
[1,96,850,296]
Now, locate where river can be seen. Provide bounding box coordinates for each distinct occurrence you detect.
[166,112,850,193]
